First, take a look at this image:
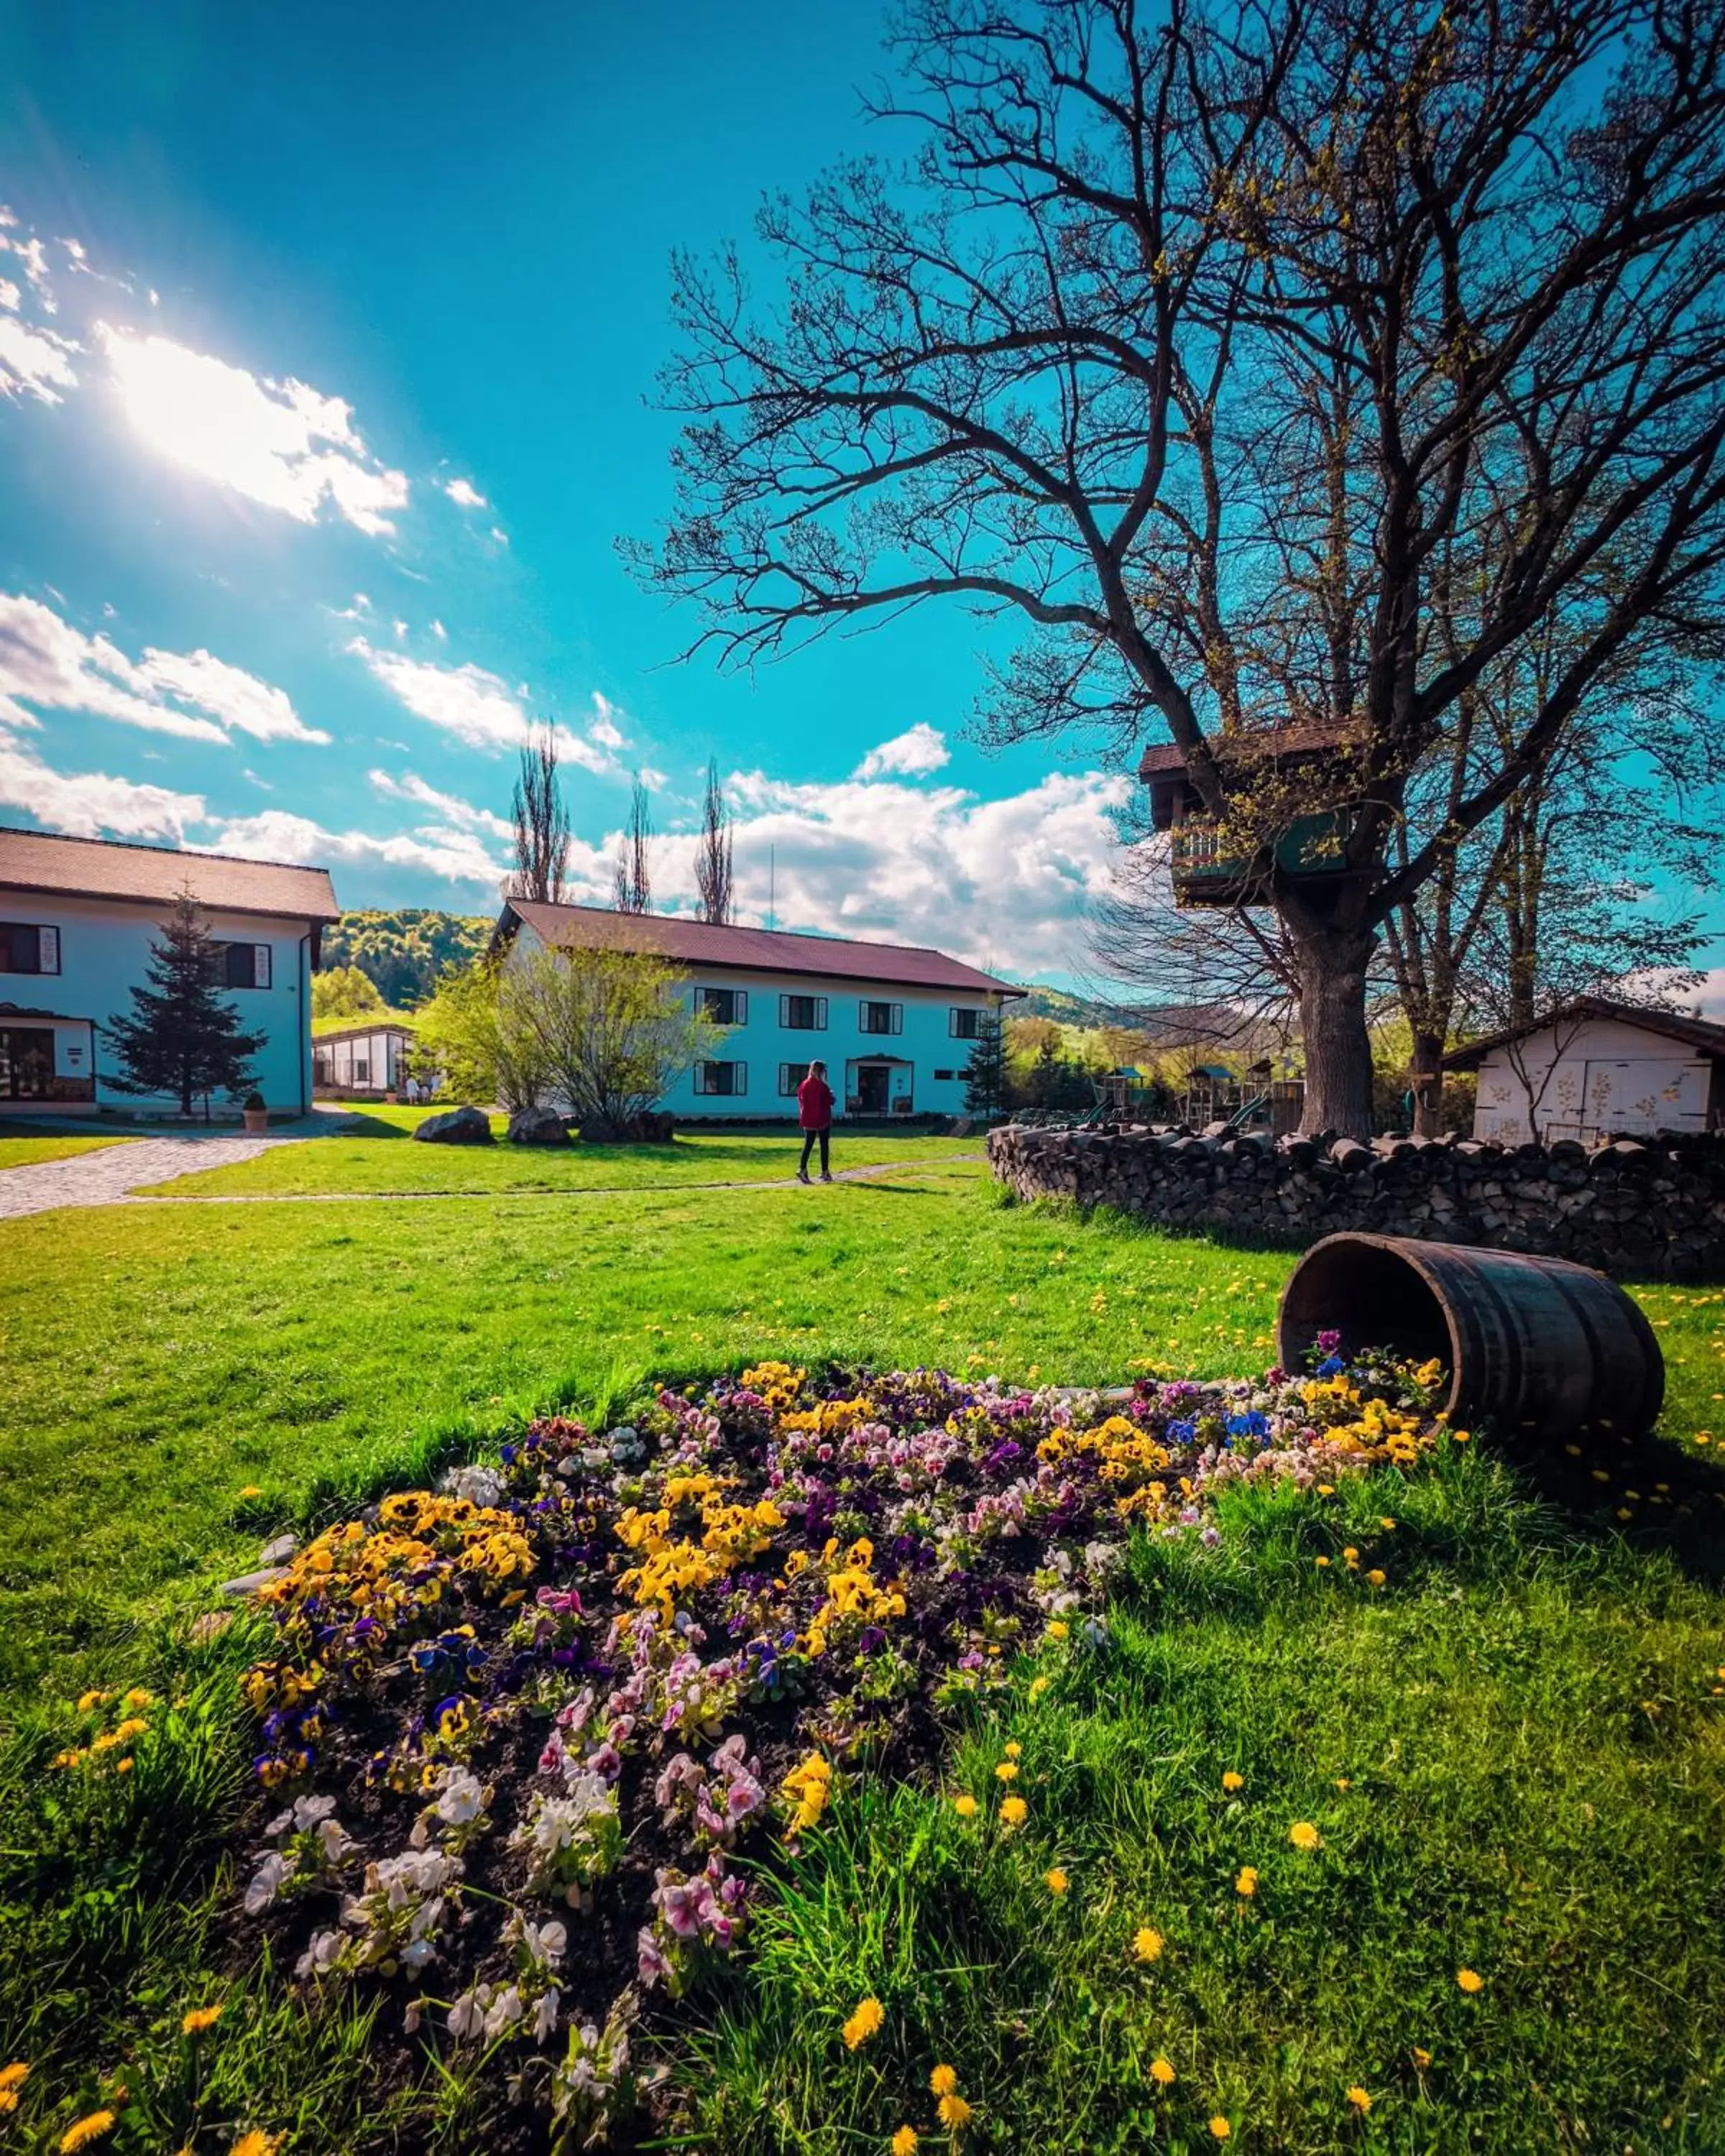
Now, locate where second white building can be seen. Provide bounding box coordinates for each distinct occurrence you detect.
[497,900,1021,1118]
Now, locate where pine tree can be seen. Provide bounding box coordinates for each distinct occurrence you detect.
[962,1012,1007,1120]
[102,890,265,1117]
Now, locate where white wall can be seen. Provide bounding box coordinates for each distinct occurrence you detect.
[0,890,316,1116]
[1473,1013,1715,1141]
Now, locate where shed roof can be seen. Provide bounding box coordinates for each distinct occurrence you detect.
[313,1019,418,1046]
[0,827,340,921]
[502,900,1022,997]
[1137,724,1358,782]
[1442,995,1725,1072]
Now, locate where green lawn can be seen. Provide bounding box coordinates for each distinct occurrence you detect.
[0,1129,132,1171]
[1,1155,1723,2152]
[163,1115,980,1195]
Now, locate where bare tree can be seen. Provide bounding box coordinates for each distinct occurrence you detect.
[613,778,654,914]
[694,757,735,923]
[636,0,1725,1137]
[511,727,571,905]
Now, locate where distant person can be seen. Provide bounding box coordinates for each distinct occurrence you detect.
[796,1059,834,1184]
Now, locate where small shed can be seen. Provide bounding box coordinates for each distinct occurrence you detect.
[313,1021,417,1099]
[1442,997,1725,1143]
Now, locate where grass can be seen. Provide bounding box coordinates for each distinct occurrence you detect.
[0,1129,133,1170]
[163,1115,980,1196]
[1,1128,1722,2151]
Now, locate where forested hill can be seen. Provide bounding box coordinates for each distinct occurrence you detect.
[320,909,492,1006]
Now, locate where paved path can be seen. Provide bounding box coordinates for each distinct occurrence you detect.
[0,1133,288,1219]
[0,1141,983,1217]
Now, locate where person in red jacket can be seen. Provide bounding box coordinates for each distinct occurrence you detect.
[796,1059,835,1184]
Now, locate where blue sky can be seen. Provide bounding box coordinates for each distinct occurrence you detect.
[1,1,1719,1000]
[0,0,1128,985]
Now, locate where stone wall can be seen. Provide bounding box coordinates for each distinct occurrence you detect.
[985,1123,1725,1280]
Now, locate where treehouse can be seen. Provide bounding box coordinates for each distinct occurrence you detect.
[1138,729,1356,908]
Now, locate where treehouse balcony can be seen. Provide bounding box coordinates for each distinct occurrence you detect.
[1169,811,1351,906]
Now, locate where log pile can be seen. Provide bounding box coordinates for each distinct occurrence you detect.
[985,1123,1725,1280]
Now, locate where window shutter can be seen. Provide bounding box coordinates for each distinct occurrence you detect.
[892,1003,903,1036]
[735,1061,747,1096]
[815,997,827,1029]
[254,944,272,989]
[38,926,60,975]
[735,990,747,1024]
[779,994,790,1027]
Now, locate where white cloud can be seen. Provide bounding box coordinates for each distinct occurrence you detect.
[0,232,50,288]
[643,765,1129,976]
[443,477,488,510]
[0,317,78,404]
[134,647,329,744]
[431,618,448,641]
[0,736,206,840]
[206,807,506,891]
[369,766,514,842]
[0,589,321,749]
[489,525,508,546]
[350,640,630,774]
[588,693,625,748]
[853,722,950,780]
[98,326,410,535]
[0,278,20,313]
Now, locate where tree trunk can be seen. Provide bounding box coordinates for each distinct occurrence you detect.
[1409,1027,1446,1137]
[1290,918,1377,1139]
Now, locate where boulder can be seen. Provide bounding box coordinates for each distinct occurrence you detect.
[507,1105,571,1147]
[413,1105,494,1146]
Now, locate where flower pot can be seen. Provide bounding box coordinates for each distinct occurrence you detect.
[242,1107,270,1134]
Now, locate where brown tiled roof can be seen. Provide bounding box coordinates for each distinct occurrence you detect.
[502,900,1023,996]
[1441,995,1725,1071]
[0,827,340,921]
[1138,725,1356,781]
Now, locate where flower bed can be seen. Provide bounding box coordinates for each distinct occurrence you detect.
[211,1345,1441,2147]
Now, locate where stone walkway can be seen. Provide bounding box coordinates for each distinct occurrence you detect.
[0,1133,288,1219]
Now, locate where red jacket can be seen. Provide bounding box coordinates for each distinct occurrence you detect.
[796,1076,834,1130]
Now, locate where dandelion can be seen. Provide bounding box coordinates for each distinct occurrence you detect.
[1209,2118,1232,2141]
[1335,1778,1352,1792]
[1315,1556,1331,1568]
[1412,2047,1432,2068]
[1151,2057,1176,2086]
[892,2131,919,2156]
[930,2065,958,2097]
[1221,1771,1244,1792]
[229,2137,282,2156]
[75,1690,109,1713]
[953,1794,978,1819]
[1289,1820,1321,1852]
[1045,1867,1069,1896]
[0,2062,27,2116]
[1347,2086,1372,2114]
[1451,1429,1471,1445]
[182,2004,224,2035]
[937,2093,973,2130]
[1456,1967,1484,1993]
[1133,1926,1164,1963]
[1046,1621,1070,1641]
[59,2113,117,2153]
[1028,1676,1050,1701]
[1366,1569,1386,1588]
[842,1997,884,2050]
[994,1761,1019,1782]
[1004,1741,1022,1759]
[1000,1796,1028,1830]
[1235,1866,1258,1897]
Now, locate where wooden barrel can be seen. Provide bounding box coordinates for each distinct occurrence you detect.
[1276,1233,1665,1444]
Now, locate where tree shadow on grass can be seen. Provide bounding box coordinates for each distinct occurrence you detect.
[1490,1424,1725,1590]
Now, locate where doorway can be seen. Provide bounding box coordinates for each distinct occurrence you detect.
[855,1062,890,1114]
[0,1027,52,1101]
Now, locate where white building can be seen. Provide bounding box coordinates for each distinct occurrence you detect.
[313,1021,417,1098]
[497,900,1021,1119]
[1443,996,1725,1143]
[0,827,339,1119]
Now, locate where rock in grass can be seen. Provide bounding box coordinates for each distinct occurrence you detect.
[413,1105,494,1146]
[220,1565,288,1598]
[259,1533,300,1565]
[505,1105,570,1146]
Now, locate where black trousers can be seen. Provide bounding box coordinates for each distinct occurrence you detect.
[799,1128,830,1176]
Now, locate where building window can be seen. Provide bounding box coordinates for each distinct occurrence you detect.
[212,941,272,989]
[354,1058,370,1085]
[934,1069,960,1082]
[949,1006,983,1039]
[859,999,903,1036]
[695,1060,748,1097]
[0,923,58,975]
[0,1026,53,1100]
[779,993,827,1031]
[698,986,747,1026]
